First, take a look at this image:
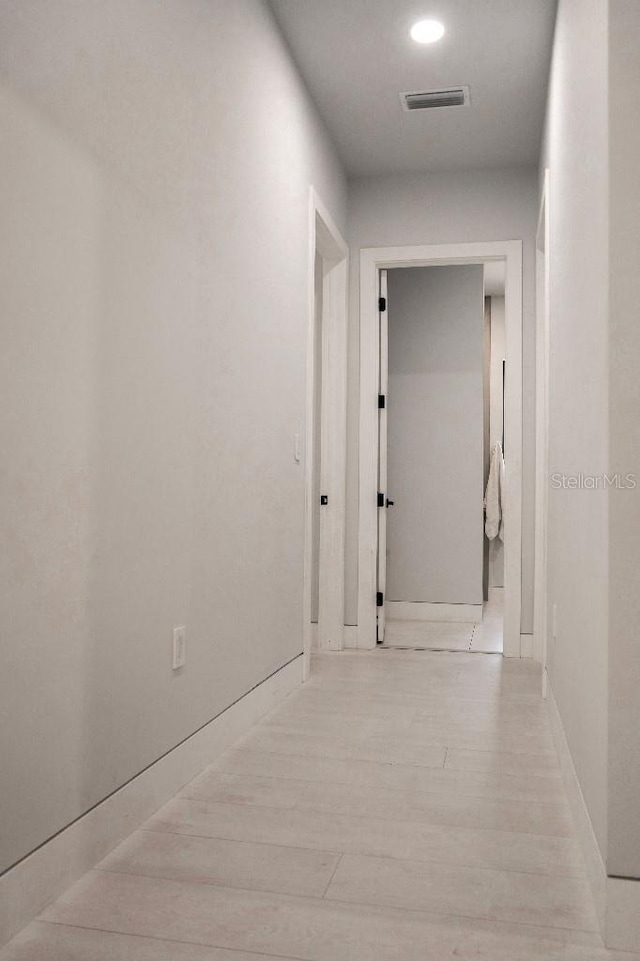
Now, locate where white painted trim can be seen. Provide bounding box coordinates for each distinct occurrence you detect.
[520,633,533,658]
[534,170,551,691]
[0,656,303,949]
[546,681,607,933]
[387,601,482,623]
[343,625,359,649]
[303,188,348,673]
[358,242,523,657]
[376,270,389,643]
[547,679,640,952]
[547,680,640,951]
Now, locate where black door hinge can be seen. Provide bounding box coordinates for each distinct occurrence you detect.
[377,491,385,508]
[320,494,328,505]
[378,394,386,409]
[378,296,386,312]
[376,591,384,607]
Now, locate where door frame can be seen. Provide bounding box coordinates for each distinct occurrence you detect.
[534,171,550,691]
[376,270,389,644]
[357,241,523,657]
[302,188,349,680]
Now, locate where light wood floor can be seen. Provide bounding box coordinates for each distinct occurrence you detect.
[2,650,635,961]
[385,588,504,653]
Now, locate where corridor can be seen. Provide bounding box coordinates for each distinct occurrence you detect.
[2,651,631,961]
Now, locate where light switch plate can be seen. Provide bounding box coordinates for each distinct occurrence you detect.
[172,627,186,670]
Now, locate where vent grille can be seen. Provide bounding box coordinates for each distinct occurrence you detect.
[400,86,470,112]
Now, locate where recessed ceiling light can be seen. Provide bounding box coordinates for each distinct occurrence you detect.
[410,19,445,44]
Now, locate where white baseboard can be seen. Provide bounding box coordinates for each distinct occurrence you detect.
[0,655,303,949]
[546,681,607,933]
[532,629,543,665]
[547,681,640,952]
[386,601,482,623]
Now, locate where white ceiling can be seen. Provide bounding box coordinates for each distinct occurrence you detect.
[269,0,557,177]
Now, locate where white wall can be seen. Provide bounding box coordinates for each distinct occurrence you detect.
[346,167,538,629]
[0,0,346,874]
[540,0,609,860]
[489,296,505,588]
[607,0,640,880]
[386,266,485,605]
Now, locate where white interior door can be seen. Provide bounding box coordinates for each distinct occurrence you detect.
[376,270,389,643]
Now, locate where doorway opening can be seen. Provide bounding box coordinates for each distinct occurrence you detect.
[358,242,523,658]
[376,264,505,654]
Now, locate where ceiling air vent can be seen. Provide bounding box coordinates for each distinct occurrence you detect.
[400,86,470,112]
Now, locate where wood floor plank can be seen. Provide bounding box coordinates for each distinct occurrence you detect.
[0,922,280,961]
[146,797,584,877]
[183,770,301,809]
[238,728,448,767]
[98,829,340,897]
[39,871,612,961]
[445,747,561,779]
[267,702,551,738]
[284,688,548,722]
[262,713,555,755]
[304,676,546,705]
[211,748,566,803]
[325,853,599,932]
[182,770,574,838]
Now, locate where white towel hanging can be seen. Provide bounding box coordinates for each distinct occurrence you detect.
[484,442,505,541]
